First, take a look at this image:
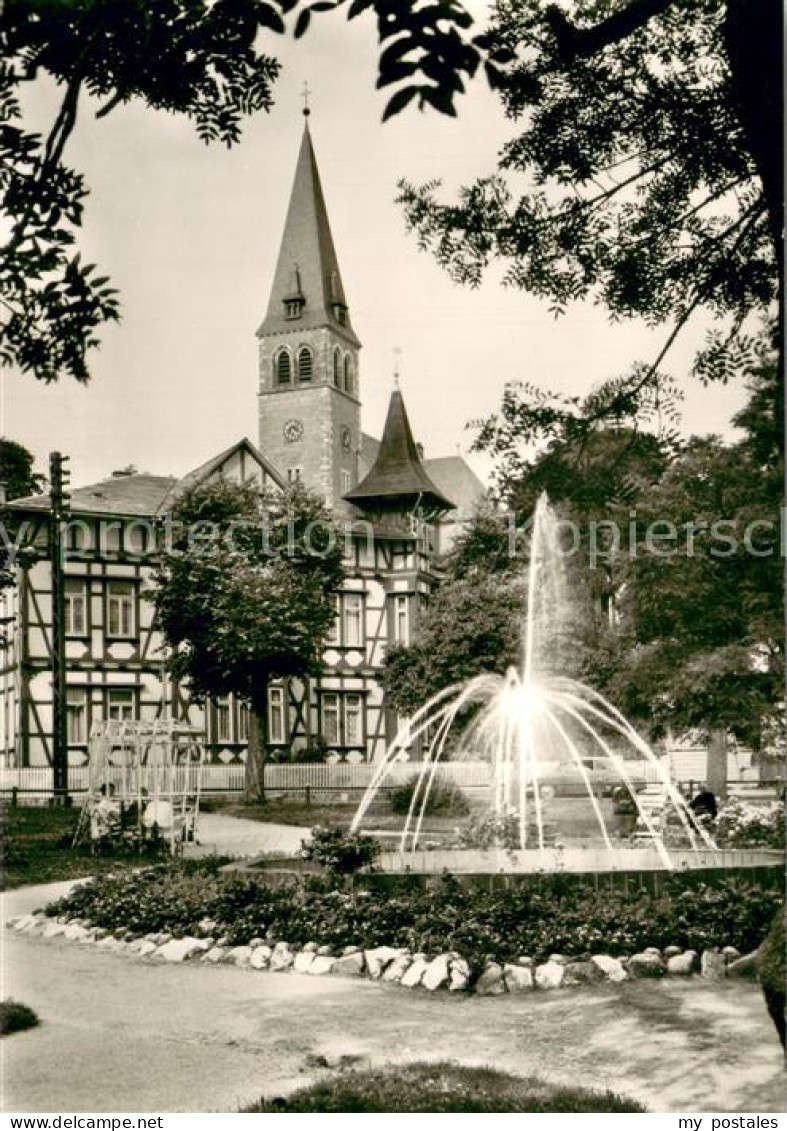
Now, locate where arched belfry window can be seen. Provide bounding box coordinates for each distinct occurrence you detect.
[333,348,341,387]
[297,346,313,382]
[343,354,353,395]
[275,349,292,385]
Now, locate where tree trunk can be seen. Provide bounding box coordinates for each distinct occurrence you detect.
[723,0,783,272]
[706,729,729,802]
[244,687,270,803]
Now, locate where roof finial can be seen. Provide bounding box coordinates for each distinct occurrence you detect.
[301,81,311,117]
[393,345,402,389]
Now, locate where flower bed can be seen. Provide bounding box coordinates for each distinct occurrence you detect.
[39,860,780,973]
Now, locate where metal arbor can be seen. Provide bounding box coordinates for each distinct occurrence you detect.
[75,719,205,856]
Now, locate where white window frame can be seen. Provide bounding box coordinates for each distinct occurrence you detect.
[66,687,88,744]
[325,594,340,646]
[287,467,302,484]
[340,468,352,493]
[268,686,286,745]
[394,594,409,646]
[321,692,341,746]
[343,694,363,748]
[106,580,136,639]
[65,578,88,636]
[342,593,364,648]
[216,697,231,743]
[106,688,136,722]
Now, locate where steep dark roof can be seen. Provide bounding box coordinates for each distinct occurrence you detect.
[9,475,176,517]
[344,389,454,513]
[8,440,286,520]
[257,122,360,346]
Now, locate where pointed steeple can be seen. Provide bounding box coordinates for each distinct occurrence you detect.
[345,388,454,517]
[258,121,359,345]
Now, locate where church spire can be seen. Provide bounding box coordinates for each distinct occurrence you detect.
[257,120,359,346]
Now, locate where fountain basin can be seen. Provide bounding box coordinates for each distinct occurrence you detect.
[377,846,784,874]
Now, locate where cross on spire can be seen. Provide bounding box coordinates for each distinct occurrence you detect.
[392,346,402,388]
[301,81,311,117]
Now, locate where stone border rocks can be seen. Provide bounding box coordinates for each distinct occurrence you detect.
[6,911,743,998]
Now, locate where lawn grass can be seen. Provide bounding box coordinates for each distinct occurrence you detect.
[1,804,153,890]
[242,1062,648,1113]
[0,1000,40,1037]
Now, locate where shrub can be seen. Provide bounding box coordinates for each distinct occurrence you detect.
[242,1062,647,1112]
[0,1000,40,1036]
[301,826,381,875]
[389,775,470,817]
[715,799,785,849]
[456,808,520,850]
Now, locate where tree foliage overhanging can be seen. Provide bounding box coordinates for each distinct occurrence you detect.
[3,0,781,385]
[398,0,782,392]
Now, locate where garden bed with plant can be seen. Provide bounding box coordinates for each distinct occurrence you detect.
[18,834,778,998]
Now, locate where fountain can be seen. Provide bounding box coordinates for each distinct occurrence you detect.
[349,496,777,877]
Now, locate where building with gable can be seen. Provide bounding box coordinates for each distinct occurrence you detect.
[0,115,485,769]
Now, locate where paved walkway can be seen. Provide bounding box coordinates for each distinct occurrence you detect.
[2,882,784,1114]
[187,812,310,859]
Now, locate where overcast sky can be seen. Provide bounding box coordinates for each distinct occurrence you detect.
[5,2,749,491]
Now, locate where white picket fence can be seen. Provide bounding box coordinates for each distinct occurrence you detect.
[0,760,494,799]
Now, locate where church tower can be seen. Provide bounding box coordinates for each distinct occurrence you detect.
[257,113,361,510]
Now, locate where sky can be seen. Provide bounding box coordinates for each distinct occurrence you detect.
[4,2,750,492]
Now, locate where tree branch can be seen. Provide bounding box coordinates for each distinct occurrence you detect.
[545,0,677,65]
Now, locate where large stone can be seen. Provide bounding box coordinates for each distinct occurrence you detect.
[227,945,254,967]
[96,935,123,952]
[449,958,471,993]
[364,946,403,979]
[382,954,412,983]
[476,962,507,996]
[331,952,365,978]
[400,955,430,988]
[590,955,628,983]
[627,952,665,978]
[203,946,228,964]
[563,960,605,986]
[40,919,67,939]
[63,922,90,943]
[666,950,698,976]
[158,937,210,963]
[250,947,270,970]
[11,914,37,933]
[503,964,534,993]
[663,945,683,959]
[722,946,741,963]
[422,954,451,992]
[548,954,570,965]
[135,940,158,958]
[701,949,727,981]
[269,946,294,972]
[308,956,336,976]
[294,951,315,973]
[535,961,565,989]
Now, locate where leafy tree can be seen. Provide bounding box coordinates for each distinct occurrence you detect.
[0,438,44,501]
[399,0,781,397]
[1,0,509,384]
[152,478,344,795]
[0,438,44,600]
[608,354,783,751]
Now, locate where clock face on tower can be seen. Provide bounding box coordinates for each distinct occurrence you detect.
[341,426,351,452]
[283,419,303,444]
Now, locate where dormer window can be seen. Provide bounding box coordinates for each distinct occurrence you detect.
[284,298,304,320]
[332,302,347,326]
[297,346,313,381]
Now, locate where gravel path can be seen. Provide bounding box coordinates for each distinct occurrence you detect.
[186,812,309,859]
[3,881,784,1115]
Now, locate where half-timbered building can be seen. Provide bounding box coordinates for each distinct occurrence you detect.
[1,114,485,769]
